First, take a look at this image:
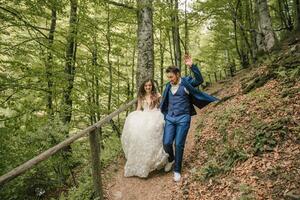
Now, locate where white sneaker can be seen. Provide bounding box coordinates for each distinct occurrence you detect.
[164,160,174,172]
[173,172,181,182]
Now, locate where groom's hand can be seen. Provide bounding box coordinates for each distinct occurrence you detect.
[184,54,193,68]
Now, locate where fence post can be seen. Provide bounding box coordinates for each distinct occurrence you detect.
[89,127,103,200]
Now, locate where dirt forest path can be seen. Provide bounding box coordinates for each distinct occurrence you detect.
[105,116,199,200]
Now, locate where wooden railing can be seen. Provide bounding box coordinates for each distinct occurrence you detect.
[0,99,137,200]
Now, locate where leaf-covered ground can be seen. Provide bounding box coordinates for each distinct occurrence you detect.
[105,40,300,200]
[171,41,300,200]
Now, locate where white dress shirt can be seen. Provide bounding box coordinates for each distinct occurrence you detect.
[170,78,189,95]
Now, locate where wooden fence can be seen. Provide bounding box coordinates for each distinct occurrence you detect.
[0,99,137,200]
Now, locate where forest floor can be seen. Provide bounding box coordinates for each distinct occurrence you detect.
[103,38,300,200]
[103,116,197,200]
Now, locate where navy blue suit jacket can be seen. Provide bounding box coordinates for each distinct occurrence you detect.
[160,64,219,116]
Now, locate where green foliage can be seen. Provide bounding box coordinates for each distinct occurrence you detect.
[275,66,300,80]
[237,183,255,200]
[199,160,224,180]
[192,145,248,181]
[221,146,248,170]
[1,1,132,199]
[58,167,93,200]
[215,104,246,142]
[101,133,123,167]
[252,118,290,155]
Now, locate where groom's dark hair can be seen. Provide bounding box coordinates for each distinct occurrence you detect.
[166,66,180,74]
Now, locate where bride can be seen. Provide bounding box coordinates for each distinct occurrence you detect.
[121,79,168,178]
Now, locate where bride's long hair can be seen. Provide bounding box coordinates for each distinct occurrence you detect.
[138,79,160,109]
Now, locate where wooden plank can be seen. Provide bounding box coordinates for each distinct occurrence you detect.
[0,99,137,186]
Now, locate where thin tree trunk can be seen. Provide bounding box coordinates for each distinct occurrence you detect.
[93,38,101,122]
[45,7,56,118]
[167,29,174,66]
[249,0,258,62]
[136,0,154,89]
[126,59,131,116]
[278,0,287,29]
[131,46,136,98]
[62,0,78,130]
[244,0,256,63]
[170,0,181,69]
[214,72,218,82]
[232,1,242,65]
[91,57,97,124]
[159,8,165,92]
[277,0,293,31]
[295,0,300,31]
[117,56,120,125]
[60,0,78,186]
[283,0,293,31]
[184,0,189,75]
[92,35,100,123]
[236,0,250,67]
[106,4,113,112]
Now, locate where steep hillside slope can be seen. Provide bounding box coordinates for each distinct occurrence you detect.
[172,37,300,200]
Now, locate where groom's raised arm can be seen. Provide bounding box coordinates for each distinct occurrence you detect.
[184,55,203,87]
[189,64,204,87]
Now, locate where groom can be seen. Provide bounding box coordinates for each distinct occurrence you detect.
[160,55,218,182]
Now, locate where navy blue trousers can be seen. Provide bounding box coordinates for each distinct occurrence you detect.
[163,114,191,173]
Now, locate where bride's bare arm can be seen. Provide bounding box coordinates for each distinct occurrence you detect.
[156,93,162,107]
[157,93,162,98]
[136,98,142,111]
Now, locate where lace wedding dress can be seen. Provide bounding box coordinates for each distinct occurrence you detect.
[121,100,168,177]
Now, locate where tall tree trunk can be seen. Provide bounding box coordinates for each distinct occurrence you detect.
[92,35,100,122]
[233,17,241,64]
[131,46,136,98]
[62,0,77,130]
[168,29,174,66]
[249,0,258,62]
[295,0,300,31]
[46,7,56,118]
[278,0,293,31]
[106,4,113,112]
[91,53,97,124]
[46,6,77,185]
[283,0,293,31]
[238,0,250,67]
[184,0,189,75]
[245,0,257,63]
[256,0,277,52]
[170,0,181,69]
[85,68,95,125]
[158,8,165,92]
[60,0,78,185]
[136,0,154,89]
[232,0,242,66]
[126,57,131,116]
[117,56,120,125]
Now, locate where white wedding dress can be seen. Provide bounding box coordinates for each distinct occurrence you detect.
[121,100,168,177]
